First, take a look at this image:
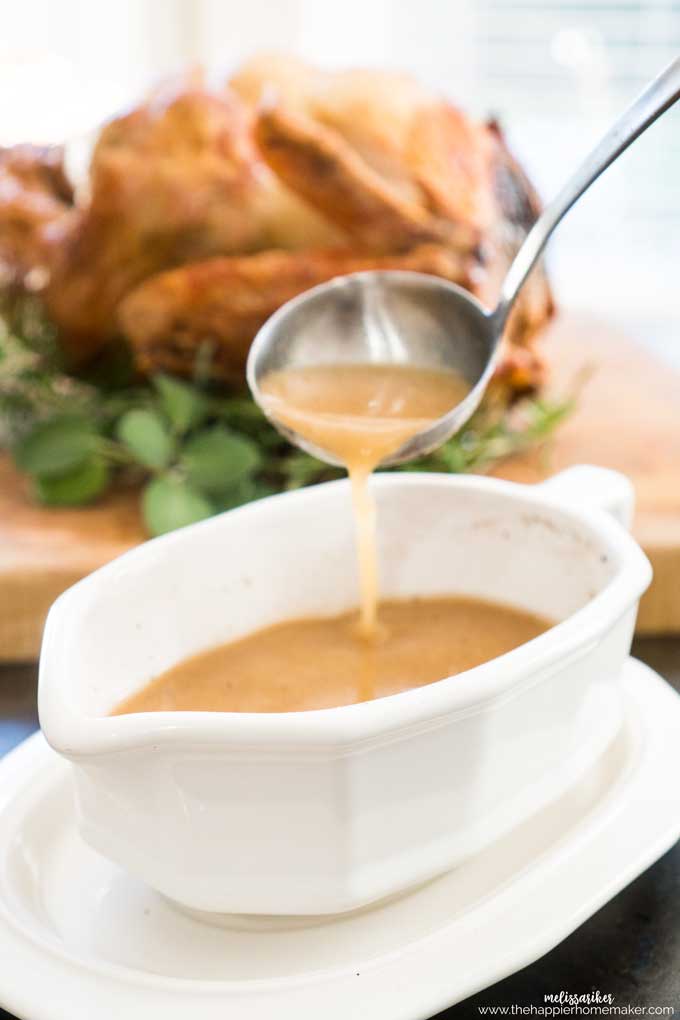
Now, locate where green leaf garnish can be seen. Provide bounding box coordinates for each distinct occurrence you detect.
[215,478,277,513]
[153,374,209,434]
[142,475,214,536]
[181,426,261,495]
[14,417,99,478]
[33,456,110,506]
[116,409,174,470]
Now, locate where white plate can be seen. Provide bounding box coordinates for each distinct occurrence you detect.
[0,657,679,1020]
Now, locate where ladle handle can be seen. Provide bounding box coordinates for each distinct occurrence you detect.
[494,56,680,329]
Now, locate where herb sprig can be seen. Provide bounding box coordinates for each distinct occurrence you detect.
[0,296,575,537]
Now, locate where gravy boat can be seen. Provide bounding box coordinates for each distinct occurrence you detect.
[39,466,651,916]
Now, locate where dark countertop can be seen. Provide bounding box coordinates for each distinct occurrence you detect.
[1,639,678,1018]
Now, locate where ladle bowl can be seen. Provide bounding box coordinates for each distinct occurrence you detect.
[247,269,497,466]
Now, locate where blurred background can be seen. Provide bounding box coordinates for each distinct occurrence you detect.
[1,0,678,361]
[0,11,679,1013]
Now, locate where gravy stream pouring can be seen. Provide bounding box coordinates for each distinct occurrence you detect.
[259,363,470,635]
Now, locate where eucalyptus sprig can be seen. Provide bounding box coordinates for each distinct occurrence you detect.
[9,371,272,535]
[0,296,576,537]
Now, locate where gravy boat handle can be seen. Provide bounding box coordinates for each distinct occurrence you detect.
[536,465,634,530]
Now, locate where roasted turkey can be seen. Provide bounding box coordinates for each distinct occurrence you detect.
[0,55,554,393]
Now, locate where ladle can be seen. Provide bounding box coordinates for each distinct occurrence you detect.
[247,58,680,466]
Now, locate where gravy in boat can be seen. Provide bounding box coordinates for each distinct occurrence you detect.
[259,363,470,634]
[114,597,550,714]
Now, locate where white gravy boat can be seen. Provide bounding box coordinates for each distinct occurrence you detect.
[39,466,651,916]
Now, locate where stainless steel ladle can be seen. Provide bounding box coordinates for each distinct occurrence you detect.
[247,57,680,467]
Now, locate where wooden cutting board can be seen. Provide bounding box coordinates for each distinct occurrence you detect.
[1,312,679,661]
